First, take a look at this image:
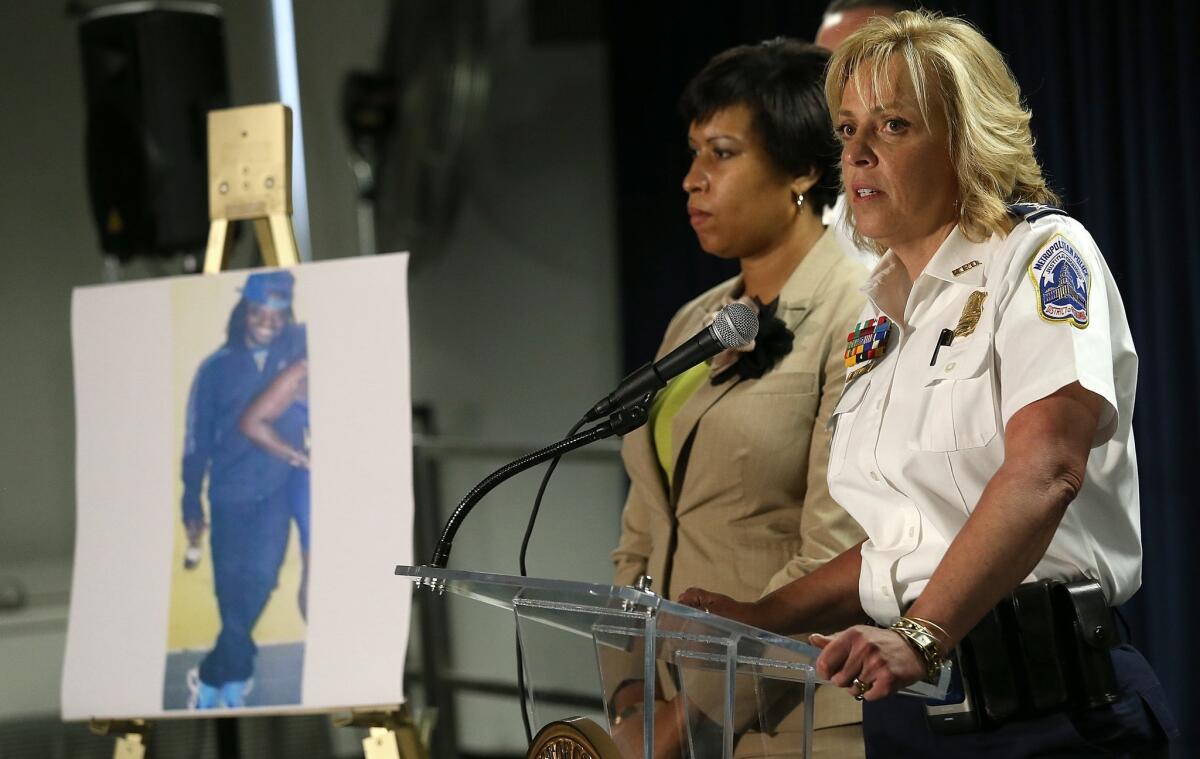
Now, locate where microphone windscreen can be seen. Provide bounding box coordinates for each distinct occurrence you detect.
[711,302,759,349]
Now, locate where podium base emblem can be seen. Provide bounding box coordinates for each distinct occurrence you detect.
[527,717,621,759]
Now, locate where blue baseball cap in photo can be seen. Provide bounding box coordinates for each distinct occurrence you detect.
[242,270,295,310]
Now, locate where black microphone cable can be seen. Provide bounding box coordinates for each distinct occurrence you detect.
[515,414,588,745]
[519,415,589,577]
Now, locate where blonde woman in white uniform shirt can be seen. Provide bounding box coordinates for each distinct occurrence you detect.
[681,10,1176,756]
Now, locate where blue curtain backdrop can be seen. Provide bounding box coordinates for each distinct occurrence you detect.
[606,1,1200,752]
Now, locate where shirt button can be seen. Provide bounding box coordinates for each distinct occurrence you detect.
[945,362,957,372]
[875,399,884,411]
[869,470,880,482]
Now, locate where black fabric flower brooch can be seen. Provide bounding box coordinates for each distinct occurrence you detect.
[711,297,794,385]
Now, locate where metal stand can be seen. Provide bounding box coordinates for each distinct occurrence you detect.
[89,719,148,759]
[334,706,434,759]
[203,103,301,271]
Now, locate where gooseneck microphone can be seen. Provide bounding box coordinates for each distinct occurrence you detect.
[427,301,759,568]
[584,301,759,422]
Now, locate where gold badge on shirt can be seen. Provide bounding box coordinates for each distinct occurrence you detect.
[953,290,988,338]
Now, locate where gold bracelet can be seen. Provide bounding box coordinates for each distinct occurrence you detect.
[906,616,952,647]
[890,617,947,683]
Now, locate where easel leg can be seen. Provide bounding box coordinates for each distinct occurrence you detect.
[267,212,300,266]
[204,219,233,274]
[252,214,300,267]
[113,733,147,759]
[335,707,433,759]
[362,726,402,759]
[90,719,148,759]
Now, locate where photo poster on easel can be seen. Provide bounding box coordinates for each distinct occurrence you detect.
[62,253,413,720]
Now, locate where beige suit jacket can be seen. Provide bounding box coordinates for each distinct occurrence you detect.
[611,229,869,745]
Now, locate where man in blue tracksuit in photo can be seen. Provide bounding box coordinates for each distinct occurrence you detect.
[180,270,308,709]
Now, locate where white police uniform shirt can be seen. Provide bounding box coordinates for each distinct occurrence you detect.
[827,208,1141,624]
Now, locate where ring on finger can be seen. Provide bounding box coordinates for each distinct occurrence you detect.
[851,677,871,701]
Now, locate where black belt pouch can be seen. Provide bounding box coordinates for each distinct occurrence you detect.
[959,605,1021,723]
[960,578,1118,726]
[1051,579,1120,709]
[1012,579,1071,712]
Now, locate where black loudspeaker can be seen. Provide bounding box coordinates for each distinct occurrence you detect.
[79,3,230,259]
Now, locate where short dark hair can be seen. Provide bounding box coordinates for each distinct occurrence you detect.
[679,38,840,212]
[824,0,921,14]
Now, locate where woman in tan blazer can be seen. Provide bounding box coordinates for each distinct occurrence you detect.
[610,39,869,758]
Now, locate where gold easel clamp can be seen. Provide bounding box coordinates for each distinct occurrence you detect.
[334,705,435,759]
[204,103,300,273]
[89,718,148,759]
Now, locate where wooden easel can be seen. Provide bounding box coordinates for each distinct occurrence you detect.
[204,103,301,271]
[90,719,148,759]
[88,102,303,759]
[90,103,425,759]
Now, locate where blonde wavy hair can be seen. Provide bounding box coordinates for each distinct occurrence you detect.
[825,10,1059,253]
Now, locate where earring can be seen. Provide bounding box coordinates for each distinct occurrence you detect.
[795,193,805,210]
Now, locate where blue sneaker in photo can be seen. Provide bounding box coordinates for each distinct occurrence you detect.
[219,678,253,708]
[186,667,220,709]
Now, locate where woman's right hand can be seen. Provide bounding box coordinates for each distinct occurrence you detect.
[677,587,768,630]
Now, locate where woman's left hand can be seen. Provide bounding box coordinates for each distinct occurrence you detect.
[677,587,769,630]
[810,625,925,701]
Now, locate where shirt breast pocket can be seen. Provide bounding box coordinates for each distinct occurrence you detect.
[908,337,999,452]
[828,375,871,476]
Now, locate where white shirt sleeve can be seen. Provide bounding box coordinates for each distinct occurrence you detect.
[993,218,1120,445]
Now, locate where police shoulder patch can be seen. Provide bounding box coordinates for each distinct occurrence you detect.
[1028,233,1090,328]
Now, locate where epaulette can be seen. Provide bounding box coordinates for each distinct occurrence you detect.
[1007,202,1068,225]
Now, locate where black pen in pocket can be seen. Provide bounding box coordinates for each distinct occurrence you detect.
[930,328,954,366]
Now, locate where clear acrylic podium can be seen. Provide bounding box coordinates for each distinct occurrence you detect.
[397,565,948,758]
